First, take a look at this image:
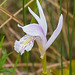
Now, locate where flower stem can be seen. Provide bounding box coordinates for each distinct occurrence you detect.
[12,52,20,75]
[23,0,25,25]
[42,52,47,75]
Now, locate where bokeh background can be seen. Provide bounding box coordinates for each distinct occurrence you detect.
[0,0,75,75]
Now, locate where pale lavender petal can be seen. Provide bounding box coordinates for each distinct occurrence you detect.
[36,0,47,35]
[14,35,34,55]
[44,14,63,50]
[18,24,46,41]
[28,7,41,25]
[25,39,34,52]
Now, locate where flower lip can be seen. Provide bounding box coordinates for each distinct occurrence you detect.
[14,35,34,55]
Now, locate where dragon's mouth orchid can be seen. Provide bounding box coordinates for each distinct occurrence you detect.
[14,0,63,58]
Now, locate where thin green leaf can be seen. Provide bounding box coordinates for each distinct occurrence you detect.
[0,0,7,7]
[0,50,7,69]
[12,53,20,75]
[69,0,75,75]
[60,0,63,75]
[3,68,13,75]
[23,0,29,75]
[23,0,27,25]
[0,68,13,73]
[67,0,70,57]
[0,69,9,73]
[0,36,5,48]
[0,51,14,69]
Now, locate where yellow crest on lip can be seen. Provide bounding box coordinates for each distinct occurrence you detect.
[23,37,33,46]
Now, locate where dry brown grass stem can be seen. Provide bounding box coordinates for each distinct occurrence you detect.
[47,0,73,19]
[3,42,13,46]
[50,46,67,61]
[0,0,34,28]
[3,63,42,68]
[0,7,24,26]
[3,61,70,75]
[14,0,34,16]
[46,52,56,60]
[8,27,21,39]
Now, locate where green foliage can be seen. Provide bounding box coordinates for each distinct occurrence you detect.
[0,68,13,75]
[0,50,13,74]
[53,69,70,75]
[52,60,75,75]
[0,36,4,48]
[0,50,7,69]
[67,60,75,75]
[3,68,13,75]
[0,50,14,69]
[71,60,75,74]
[0,36,13,74]
[12,52,20,75]
[0,69,10,73]
[60,0,63,75]
[0,0,7,7]
[53,69,59,75]
[59,69,69,75]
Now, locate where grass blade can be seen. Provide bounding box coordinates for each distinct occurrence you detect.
[23,0,29,75]
[60,0,63,75]
[0,36,4,48]
[12,53,20,75]
[0,0,7,7]
[23,0,27,25]
[69,0,75,75]
[0,50,7,69]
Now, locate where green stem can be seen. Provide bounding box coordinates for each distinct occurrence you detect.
[42,52,47,75]
[23,0,29,74]
[12,53,20,75]
[67,0,70,57]
[69,0,75,75]
[23,0,25,25]
[0,0,7,7]
[60,0,63,75]
[26,51,29,75]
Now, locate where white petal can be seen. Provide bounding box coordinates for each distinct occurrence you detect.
[44,14,63,50]
[25,40,34,52]
[36,0,47,35]
[14,35,34,55]
[18,24,22,28]
[28,7,41,25]
[18,24,46,41]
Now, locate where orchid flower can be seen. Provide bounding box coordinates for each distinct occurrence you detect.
[14,0,63,58]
